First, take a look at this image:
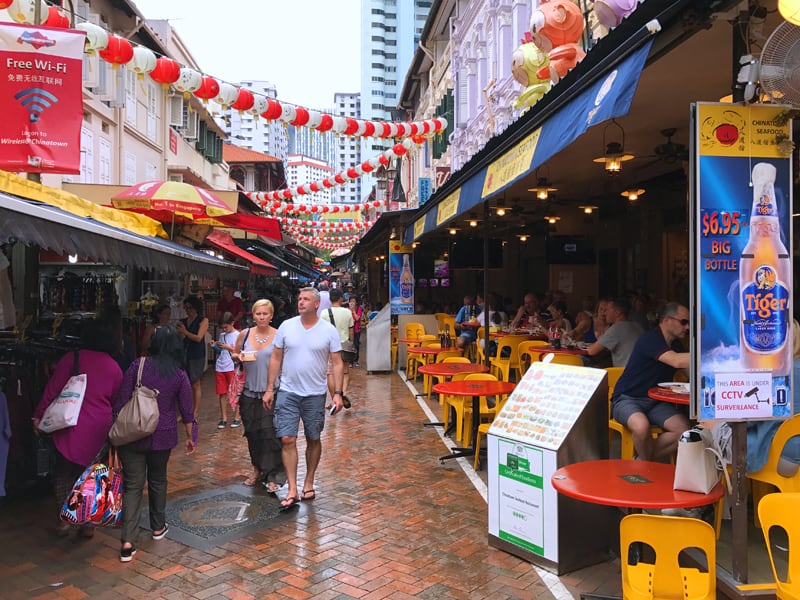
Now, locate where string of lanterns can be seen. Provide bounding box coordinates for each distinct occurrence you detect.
[276,218,375,231]
[264,201,382,216]
[3,2,447,139]
[245,136,430,206]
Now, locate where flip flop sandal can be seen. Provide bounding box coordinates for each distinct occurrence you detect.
[300,489,316,501]
[279,496,300,511]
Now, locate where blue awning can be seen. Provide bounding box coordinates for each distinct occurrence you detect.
[405,38,653,244]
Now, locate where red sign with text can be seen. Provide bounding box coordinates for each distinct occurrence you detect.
[0,23,84,174]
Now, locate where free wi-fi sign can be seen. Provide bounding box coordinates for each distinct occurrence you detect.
[14,87,58,122]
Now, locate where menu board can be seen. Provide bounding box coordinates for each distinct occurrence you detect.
[488,361,606,450]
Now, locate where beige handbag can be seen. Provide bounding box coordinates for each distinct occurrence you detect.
[109,358,160,446]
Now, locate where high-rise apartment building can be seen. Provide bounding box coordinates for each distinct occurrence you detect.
[360,0,432,200]
[285,154,334,205]
[334,92,361,204]
[219,80,288,168]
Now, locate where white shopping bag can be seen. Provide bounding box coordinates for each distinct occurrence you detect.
[39,352,87,433]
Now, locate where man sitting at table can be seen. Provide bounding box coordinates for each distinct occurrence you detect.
[455,294,481,350]
[585,297,644,367]
[611,302,691,461]
[509,292,546,331]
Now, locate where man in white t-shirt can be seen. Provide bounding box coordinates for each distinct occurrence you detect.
[586,297,644,367]
[321,288,354,408]
[265,287,343,509]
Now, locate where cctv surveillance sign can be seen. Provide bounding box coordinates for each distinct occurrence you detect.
[714,372,778,419]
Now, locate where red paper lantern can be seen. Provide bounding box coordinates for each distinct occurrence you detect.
[99,35,134,69]
[396,123,408,137]
[310,182,320,193]
[422,121,432,134]
[334,174,346,185]
[282,190,292,199]
[412,134,426,144]
[0,1,13,8]
[231,88,255,112]
[360,160,375,173]
[150,57,181,88]
[317,114,334,132]
[291,107,310,127]
[347,168,359,179]
[310,206,318,213]
[44,6,70,28]
[322,179,333,188]
[193,76,220,103]
[393,143,408,156]
[379,155,390,166]
[261,98,282,120]
[344,118,359,136]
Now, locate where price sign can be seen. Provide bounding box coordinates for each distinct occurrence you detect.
[701,210,742,236]
[699,209,747,273]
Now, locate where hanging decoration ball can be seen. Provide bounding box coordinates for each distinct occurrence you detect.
[99,35,134,69]
[282,190,292,199]
[411,134,426,145]
[261,98,282,120]
[193,75,220,103]
[173,67,202,95]
[403,137,418,149]
[291,107,310,126]
[334,174,346,184]
[310,182,320,193]
[214,82,239,108]
[279,105,297,124]
[0,1,13,8]
[296,185,307,196]
[347,167,359,179]
[388,123,400,138]
[332,116,348,134]
[363,121,377,137]
[332,206,340,213]
[379,154,390,166]
[360,160,375,173]
[249,94,269,117]
[317,114,334,132]
[433,117,446,131]
[43,5,70,28]
[322,178,334,188]
[310,205,318,213]
[421,121,432,134]
[378,123,391,138]
[286,204,295,213]
[8,0,46,24]
[344,118,359,136]
[76,21,108,55]
[129,46,157,79]
[369,157,382,169]
[354,120,368,137]
[306,110,323,129]
[407,122,420,136]
[321,205,329,212]
[231,88,255,113]
[149,57,181,88]
[396,123,408,137]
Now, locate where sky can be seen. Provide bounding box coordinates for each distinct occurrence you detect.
[130,0,361,110]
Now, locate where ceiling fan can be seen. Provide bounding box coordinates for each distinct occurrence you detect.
[638,128,689,167]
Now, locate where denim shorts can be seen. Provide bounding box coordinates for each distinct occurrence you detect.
[273,391,326,440]
[612,393,685,428]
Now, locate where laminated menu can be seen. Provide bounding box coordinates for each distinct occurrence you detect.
[488,361,606,449]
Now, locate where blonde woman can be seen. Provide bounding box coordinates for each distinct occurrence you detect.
[232,299,286,492]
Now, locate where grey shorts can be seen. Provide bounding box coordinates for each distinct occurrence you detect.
[611,394,686,429]
[186,358,205,384]
[273,391,326,440]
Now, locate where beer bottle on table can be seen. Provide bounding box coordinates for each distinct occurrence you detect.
[739,162,791,376]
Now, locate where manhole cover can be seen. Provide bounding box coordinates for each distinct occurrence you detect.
[143,485,300,550]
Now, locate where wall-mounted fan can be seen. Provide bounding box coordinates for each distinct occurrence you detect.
[742,21,800,107]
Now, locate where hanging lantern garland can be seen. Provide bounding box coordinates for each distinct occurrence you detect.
[246,138,419,208]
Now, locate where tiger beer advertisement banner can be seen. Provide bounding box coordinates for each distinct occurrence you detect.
[0,23,85,174]
[692,103,793,421]
[389,241,414,315]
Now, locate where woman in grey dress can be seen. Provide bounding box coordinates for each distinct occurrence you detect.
[233,299,286,491]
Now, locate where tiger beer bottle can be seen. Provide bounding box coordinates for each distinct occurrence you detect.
[739,162,791,376]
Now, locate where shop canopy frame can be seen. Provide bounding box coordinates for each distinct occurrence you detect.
[0,192,247,278]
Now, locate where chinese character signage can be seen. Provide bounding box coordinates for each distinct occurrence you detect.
[389,241,414,315]
[0,23,85,173]
[692,103,793,421]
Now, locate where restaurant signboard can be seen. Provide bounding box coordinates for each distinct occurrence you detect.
[692,103,793,421]
[388,241,414,315]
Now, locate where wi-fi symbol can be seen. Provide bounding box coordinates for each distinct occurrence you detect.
[14,87,59,123]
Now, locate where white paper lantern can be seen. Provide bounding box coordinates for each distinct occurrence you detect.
[173,68,202,94]
[214,83,238,108]
[129,46,157,79]
[279,105,297,124]
[8,0,47,24]
[306,110,323,129]
[75,21,108,54]
[250,94,269,116]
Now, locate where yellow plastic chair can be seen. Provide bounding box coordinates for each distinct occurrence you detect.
[489,334,528,381]
[404,322,425,340]
[435,313,456,337]
[518,340,549,375]
[390,328,399,370]
[758,492,800,599]
[474,392,510,470]
[407,340,439,381]
[537,352,584,366]
[620,514,716,600]
[441,371,470,433]
[462,373,505,448]
[422,350,463,399]
[748,415,800,528]
[474,327,488,366]
[604,367,665,462]
[444,373,500,447]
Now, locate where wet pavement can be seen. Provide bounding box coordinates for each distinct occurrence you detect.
[0,362,623,599]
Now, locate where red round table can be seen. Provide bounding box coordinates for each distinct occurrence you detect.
[432,379,516,463]
[418,363,490,427]
[540,345,589,356]
[551,459,724,510]
[647,386,690,405]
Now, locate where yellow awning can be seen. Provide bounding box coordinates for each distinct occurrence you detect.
[0,170,167,238]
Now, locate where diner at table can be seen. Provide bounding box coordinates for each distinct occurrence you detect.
[610,302,691,462]
[585,297,644,368]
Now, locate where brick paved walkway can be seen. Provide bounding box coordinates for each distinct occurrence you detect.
[0,365,622,599]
